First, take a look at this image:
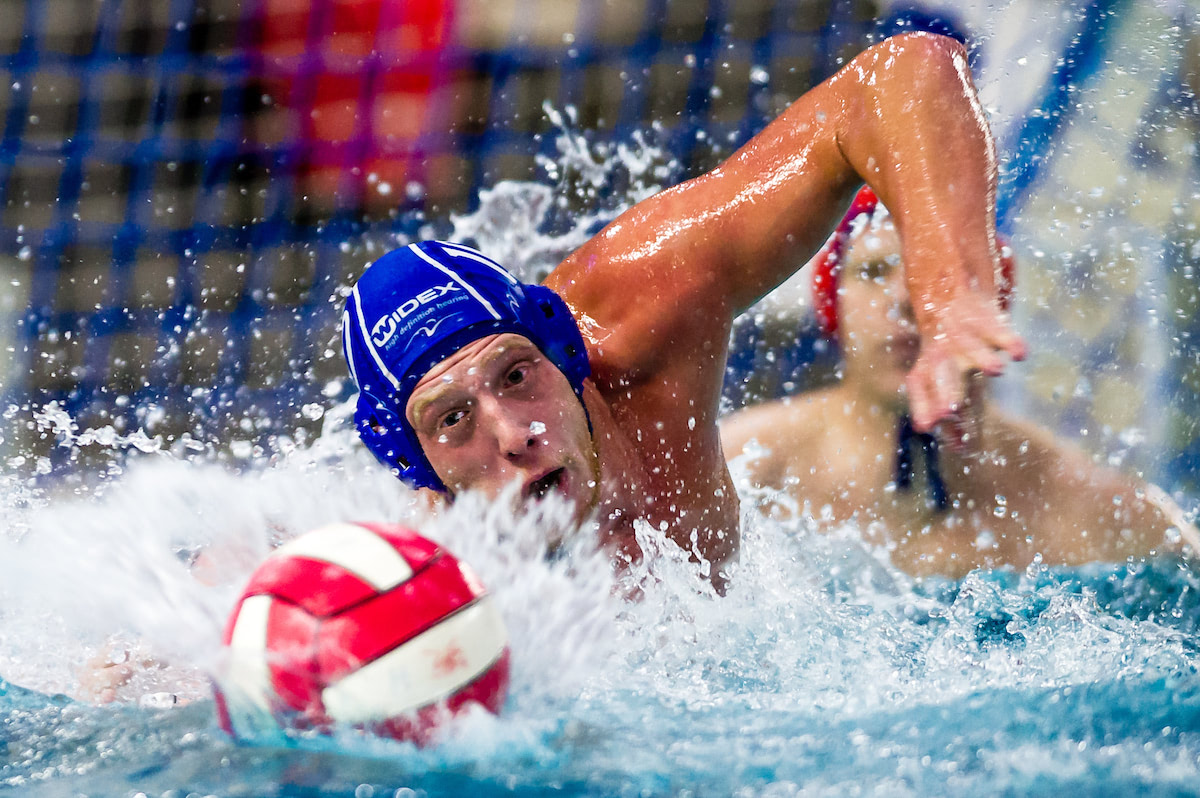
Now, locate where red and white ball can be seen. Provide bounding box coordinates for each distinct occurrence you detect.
[214,522,509,743]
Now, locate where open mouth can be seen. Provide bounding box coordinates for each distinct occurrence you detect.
[527,468,566,501]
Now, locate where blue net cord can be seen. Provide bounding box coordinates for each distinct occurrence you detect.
[2,0,884,470]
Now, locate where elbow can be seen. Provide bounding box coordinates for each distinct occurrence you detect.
[872,30,967,63]
[854,31,969,90]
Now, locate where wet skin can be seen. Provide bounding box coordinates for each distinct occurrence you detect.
[408,333,653,566]
[409,33,1025,586]
[721,217,1195,577]
[408,334,601,525]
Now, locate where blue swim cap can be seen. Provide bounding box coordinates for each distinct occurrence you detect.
[341,240,591,491]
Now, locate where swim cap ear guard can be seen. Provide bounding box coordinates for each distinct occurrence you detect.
[341,241,591,492]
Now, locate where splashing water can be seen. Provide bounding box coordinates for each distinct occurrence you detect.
[4,410,1200,797]
[6,74,1200,794]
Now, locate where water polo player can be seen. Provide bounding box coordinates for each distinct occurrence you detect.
[720,186,1198,577]
[341,33,1026,588]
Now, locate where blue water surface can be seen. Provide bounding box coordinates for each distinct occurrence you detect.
[5,552,1200,798]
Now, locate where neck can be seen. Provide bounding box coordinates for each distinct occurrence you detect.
[828,382,956,512]
[829,384,906,441]
[580,381,645,547]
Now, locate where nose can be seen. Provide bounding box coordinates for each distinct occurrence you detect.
[887,272,915,323]
[486,402,536,462]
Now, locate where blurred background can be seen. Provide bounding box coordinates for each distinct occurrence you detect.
[0,0,1196,500]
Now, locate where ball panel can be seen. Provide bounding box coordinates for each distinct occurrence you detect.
[444,647,510,717]
[272,522,415,591]
[224,594,274,702]
[369,649,511,744]
[320,596,508,725]
[264,599,323,714]
[316,552,484,683]
[355,521,442,571]
[220,594,285,740]
[242,555,378,618]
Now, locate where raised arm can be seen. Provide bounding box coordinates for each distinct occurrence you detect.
[549,32,1024,427]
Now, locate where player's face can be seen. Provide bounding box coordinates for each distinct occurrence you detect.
[406,333,600,523]
[837,219,918,405]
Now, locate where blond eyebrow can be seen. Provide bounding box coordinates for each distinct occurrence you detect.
[408,338,540,425]
[408,381,459,428]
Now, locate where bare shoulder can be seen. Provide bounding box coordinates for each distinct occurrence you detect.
[543,183,740,390]
[721,389,837,456]
[719,389,851,497]
[990,412,1124,490]
[988,410,1197,556]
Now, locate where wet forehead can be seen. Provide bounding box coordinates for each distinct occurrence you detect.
[407,333,536,416]
[843,217,901,269]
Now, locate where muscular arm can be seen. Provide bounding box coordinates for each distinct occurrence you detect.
[549,33,1023,424]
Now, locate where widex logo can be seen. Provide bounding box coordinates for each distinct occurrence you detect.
[371,283,461,347]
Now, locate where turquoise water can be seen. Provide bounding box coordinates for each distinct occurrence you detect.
[2,415,1200,796]
[4,558,1200,796]
[4,38,1200,789]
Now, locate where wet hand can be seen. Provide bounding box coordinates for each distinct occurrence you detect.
[930,372,986,455]
[75,646,150,704]
[906,291,1025,432]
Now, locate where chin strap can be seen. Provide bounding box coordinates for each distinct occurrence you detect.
[896,415,950,512]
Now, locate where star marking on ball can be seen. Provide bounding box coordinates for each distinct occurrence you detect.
[432,642,467,676]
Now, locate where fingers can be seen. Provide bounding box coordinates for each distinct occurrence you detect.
[955,345,1004,378]
[78,662,133,704]
[991,322,1027,362]
[970,311,1027,364]
[907,353,964,431]
[932,373,985,454]
[908,292,1027,430]
[908,339,1006,432]
[957,305,1026,371]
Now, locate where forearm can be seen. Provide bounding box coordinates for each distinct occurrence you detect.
[711,33,997,313]
[830,33,998,330]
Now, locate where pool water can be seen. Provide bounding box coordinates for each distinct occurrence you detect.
[4,37,1200,789]
[2,404,1200,798]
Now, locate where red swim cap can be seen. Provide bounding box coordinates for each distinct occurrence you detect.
[810,186,1015,338]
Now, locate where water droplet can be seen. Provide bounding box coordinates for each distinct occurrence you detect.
[529,421,546,435]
